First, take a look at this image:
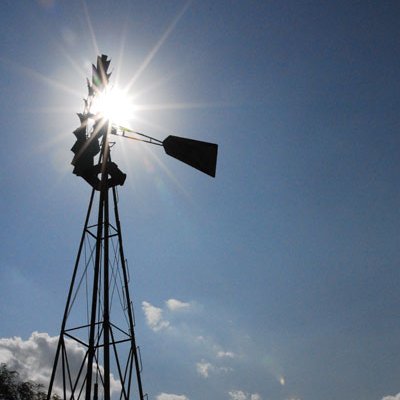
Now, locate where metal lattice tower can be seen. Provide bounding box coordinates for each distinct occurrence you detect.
[47,55,145,400]
[47,54,218,400]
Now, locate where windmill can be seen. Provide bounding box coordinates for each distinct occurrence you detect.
[47,55,218,400]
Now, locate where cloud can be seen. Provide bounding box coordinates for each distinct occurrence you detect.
[382,394,400,400]
[142,301,170,331]
[142,298,191,332]
[166,298,191,311]
[0,332,59,385]
[196,360,213,378]
[156,393,189,400]
[217,350,235,359]
[196,360,232,378]
[228,390,262,400]
[229,391,247,400]
[142,299,239,383]
[0,332,120,395]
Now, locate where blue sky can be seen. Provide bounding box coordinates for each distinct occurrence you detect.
[1,1,400,400]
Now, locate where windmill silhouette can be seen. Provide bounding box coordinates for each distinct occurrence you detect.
[47,55,218,400]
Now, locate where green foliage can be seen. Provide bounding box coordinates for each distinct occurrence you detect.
[0,364,58,400]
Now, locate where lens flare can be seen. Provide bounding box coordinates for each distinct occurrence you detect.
[91,87,135,125]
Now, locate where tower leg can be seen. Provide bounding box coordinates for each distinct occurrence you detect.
[47,144,145,400]
[47,189,95,400]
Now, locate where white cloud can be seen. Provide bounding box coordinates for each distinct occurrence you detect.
[217,350,235,359]
[0,332,120,395]
[142,301,170,331]
[228,390,262,400]
[0,332,59,385]
[196,360,232,378]
[165,298,190,311]
[196,360,213,378]
[229,391,247,400]
[141,300,237,368]
[382,394,400,400]
[141,298,193,333]
[156,393,189,400]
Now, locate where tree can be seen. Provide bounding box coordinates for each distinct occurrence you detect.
[0,364,58,400]
[0,364,18,400]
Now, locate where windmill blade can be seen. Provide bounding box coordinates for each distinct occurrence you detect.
[92,54,112,91]
[163,135,218,177]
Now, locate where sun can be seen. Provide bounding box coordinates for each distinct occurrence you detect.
[91,86,135,126]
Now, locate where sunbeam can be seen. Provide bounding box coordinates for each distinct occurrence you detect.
[0,56,82,98]
[115,8,133,85]
[134,101,231,112]
[125,0,192,92]
[82,0,99,56]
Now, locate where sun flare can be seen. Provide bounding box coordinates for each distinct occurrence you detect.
[91,86,135,126]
